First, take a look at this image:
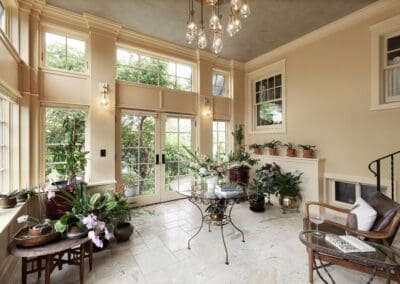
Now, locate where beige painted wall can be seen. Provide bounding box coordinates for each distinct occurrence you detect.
[245,5,400,187]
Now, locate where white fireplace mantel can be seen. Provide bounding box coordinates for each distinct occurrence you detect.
[251,155,325,214]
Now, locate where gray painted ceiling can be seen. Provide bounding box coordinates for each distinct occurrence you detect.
[47,0,376,62]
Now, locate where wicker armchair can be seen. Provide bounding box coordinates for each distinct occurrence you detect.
[304,192,400,247]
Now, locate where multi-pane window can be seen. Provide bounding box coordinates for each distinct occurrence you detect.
[255,74,283,127]
[212,121,228,159]
[384,33,400,103]
[0,95,19,193]
[0,1,5,32]
[212,71,228,97]
[116,48,192,92]
[44,32,86,73]
[45,108,86,182]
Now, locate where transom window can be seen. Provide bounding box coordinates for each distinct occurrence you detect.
[44,108,86,182]
[116,48,192,92]
[384,33,400,103]
[44,32,87,73]
[254,74,283,127]
[212,121,228,159]
[212,71,229,97]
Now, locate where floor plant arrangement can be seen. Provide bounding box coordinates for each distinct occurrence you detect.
[256,163,281,207]
[274,171,303,213]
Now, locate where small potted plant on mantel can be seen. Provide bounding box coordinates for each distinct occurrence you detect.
[264,140,281,156]
[283,143,297,157]
[299,144,316,158]
[248,144,264,155]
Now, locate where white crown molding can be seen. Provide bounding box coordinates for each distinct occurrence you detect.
[41,5,86,30]
[196,49,245,71]
[245,0,400,72]
[83,13,122,37]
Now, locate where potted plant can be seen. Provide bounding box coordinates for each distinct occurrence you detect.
[257,163,281,207]
[0,190,19,209]
[299,144,316,158]
[106,192,133,242]
[248,172,267,212]
[283,143,297,157]
[16,186,38,203]
[249,144,264,155]
[264,140,281,156]
[274,172,302,212]
[205,202,226,221]
[228,125,258,184]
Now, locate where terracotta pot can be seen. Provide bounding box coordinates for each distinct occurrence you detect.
[0,197,17,209]
[114,222,134,242]
[287,149,297,157]
[229,166,250,184]
[252,147,263,155]
[303,150,314,158]
[249,196,265,212]
[269,148,278,156]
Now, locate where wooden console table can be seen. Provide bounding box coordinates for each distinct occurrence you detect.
[10,237,93,284]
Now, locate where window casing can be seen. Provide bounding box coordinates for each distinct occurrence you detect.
[0,1,5,32]
[116,48,193,92]
[212,121,229,159]
[212,71,229,97]
[44,108,87,182]
[43,32,87,74]
[0,95,19,193]
[384,32,400,103]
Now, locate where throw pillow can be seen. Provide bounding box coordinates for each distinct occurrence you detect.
[350,197,377,231]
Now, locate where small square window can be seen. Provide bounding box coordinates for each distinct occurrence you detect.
[334,181,356,204]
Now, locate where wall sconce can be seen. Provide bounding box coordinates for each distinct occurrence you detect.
[99,82,109,106]
[202,97,213,117]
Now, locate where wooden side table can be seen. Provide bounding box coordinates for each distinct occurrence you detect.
[10,237,93,284]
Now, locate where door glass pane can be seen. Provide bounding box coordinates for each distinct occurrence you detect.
[165,117,193,192]
[121,114,156,197]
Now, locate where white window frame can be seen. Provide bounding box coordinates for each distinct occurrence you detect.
[0,1,5,32]
[370,14,400,110]
[0,94,19,194]
[212,69,230,97]
[40,25,89,75]
[116,46,194,93]
[247,59,286,133]
[325,173,396,209]
[212,120,229,158]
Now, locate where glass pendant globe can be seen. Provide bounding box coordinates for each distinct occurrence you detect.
[207,0,218,5]
[209,8,220,30]
[198,28,207,49]
[185,30,195,44]
[240,3,251,18]
[212,31,223,54]
[231,0,242,11]
[234,16,242,33]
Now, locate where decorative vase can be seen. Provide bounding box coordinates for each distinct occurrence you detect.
[282,196,299,209]
[249,196,265,212]
[269,148,278,156]
[114,222,134,242]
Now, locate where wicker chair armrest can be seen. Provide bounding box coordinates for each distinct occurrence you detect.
[305,201,351,218]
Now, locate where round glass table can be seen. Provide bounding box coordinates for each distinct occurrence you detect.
[176,182,248,264]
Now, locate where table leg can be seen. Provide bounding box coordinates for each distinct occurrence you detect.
[21,257,27,284]
[220,222,229,265]
[308,248,314,283]
[228,204,245,242]
[80,244,85,284]
[187,199,204,250]
[37,257,41,278]
[45,256,52,284]
[89,240,93,271]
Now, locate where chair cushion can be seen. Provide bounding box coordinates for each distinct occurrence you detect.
[368,192,400,231]
[350,197,377,231]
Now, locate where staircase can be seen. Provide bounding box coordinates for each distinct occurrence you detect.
[368,150,400,200]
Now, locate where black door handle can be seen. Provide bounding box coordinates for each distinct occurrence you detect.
[156,154,160,165]
[162,154,165,164]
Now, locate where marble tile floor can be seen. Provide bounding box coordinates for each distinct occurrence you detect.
[10,199,385,284]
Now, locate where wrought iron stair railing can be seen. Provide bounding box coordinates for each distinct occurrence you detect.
[368,150,400,200]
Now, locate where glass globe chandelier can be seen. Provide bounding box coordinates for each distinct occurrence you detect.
[184,0,251,54]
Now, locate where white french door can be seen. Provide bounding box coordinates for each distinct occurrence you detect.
[119,110,195,206]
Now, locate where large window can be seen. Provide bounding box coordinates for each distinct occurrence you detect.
[116,48,193,92]
[0,95,19,193]
[0,1,5,32]
[212,71,229,97]
[44,108,86,182]
[212,121,228,159]
[44,32,86,73]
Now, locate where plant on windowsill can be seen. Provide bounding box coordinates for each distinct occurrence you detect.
[264,140,281,156]
[248,143,264,155]
[0,190,19,209]
[298,144,316,158]
[274,171,302,213]
[283,143,297,157]
[16,186,38,203]
[228,125,258,185]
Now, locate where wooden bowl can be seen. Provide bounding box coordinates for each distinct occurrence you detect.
[14,227,60,248]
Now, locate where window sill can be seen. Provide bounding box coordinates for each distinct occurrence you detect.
[40,67,90,79]
[0,201,28,235]
[371,101,400,111]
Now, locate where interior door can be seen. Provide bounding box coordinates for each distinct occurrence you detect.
[120,111,160,206]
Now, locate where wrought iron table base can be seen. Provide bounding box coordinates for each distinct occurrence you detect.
[187,198,245,265]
